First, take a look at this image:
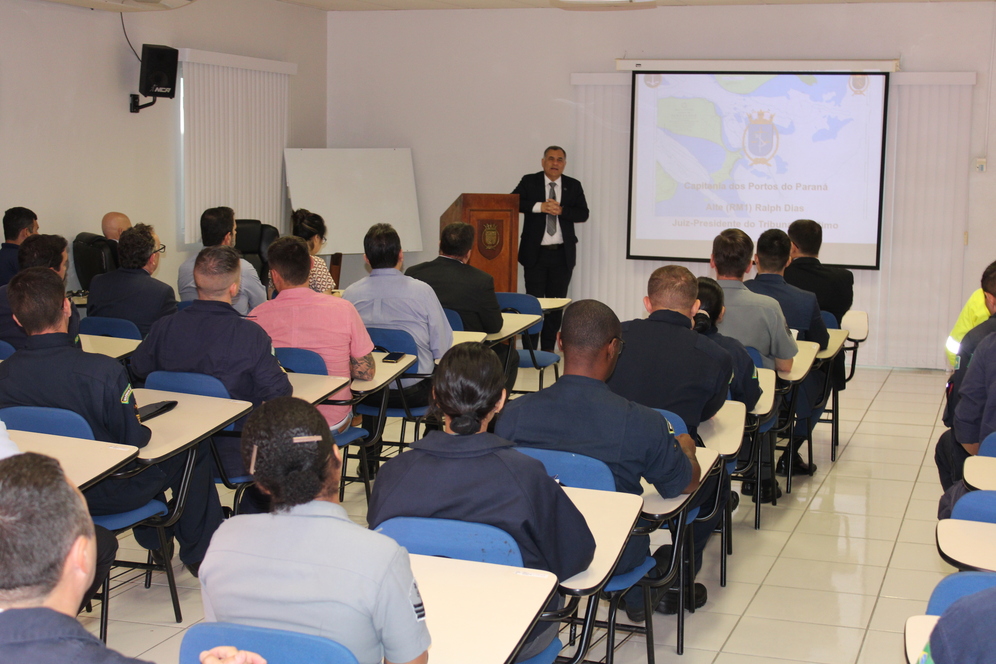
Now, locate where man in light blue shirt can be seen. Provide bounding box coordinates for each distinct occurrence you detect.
[177,207,265,315]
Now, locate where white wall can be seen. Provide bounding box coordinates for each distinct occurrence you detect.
[327,3,996,366]
[0,0,327,289]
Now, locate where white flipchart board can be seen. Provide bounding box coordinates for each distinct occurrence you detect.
[284,148,423,254]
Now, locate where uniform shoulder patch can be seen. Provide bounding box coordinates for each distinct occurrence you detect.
[410,579,426,622]
[955,356,962,371]
[121,385,133,404]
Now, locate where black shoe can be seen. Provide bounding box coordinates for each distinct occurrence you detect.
[751,479,782,504]
[184,562,201,578]
[730,491,740,512]
[149,539,174,569]
[656,583,708,615]
[741,479,756,496]
[624,584,668,622]
[777,453,817,476]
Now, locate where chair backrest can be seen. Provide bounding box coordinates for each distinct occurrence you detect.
[654,408,688,436]
[516,446,615,491]
[0,339,16,360]
[495,292,544,335]
[73,232,117,291]
[328,252,343,287]
[745,346,765,369]
[951,490,996,524]
[276,347,328,375]
[0,406,94,439]
[367,328,421,376]
[821,311,839,330]
[926,571,996,615]
[179,622,359,664]
[235,219,280,283]
[79,316,143,340]
[145,371,231,399]
[980,431,996,457]
[443,308,464,332]
[376,516,524,566]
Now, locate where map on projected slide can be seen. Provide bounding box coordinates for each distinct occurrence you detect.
[627,71,888,267]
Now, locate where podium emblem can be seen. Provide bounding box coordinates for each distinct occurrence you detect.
[478,221,503,260]
[742,111,779,166]
[848,74,869,95]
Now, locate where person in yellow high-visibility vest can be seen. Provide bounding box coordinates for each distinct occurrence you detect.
[946,289,990,366]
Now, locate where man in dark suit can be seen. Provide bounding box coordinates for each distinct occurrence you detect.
[784,218,853,391]
[512,146,589,351]
[87,223,177,337]
[407,222,515,389]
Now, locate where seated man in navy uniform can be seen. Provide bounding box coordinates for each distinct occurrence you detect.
[746,228,829,476]
[0,268,223,576]
[0,234,80,350]
[499,299,718,618]
[0,207,38,287]
[87,223,177,337]
[0,453,260,664]
[936,260,996,490]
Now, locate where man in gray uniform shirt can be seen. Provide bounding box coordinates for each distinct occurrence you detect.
[199,397,430,664]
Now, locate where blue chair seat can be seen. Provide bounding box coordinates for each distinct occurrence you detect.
[376,516,524,567]
[79,316,142,340]
[355,404,429,420]
[275,347,328,375]
[92,501,169,532]
[180,622,360,664]
[517,348,560,370]
[603,556,657,593]
[519,637,563,664]
[0,339,16,360]
[331,426,369,446]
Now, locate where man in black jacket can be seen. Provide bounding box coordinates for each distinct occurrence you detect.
[512,146,589,351]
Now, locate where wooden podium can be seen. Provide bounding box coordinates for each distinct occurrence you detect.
[440,193,519,292]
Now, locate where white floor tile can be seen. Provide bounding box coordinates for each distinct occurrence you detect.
[888,542,956,574]
[744,585,877,628]
[780,532,895,567]
[868,597,928,633]
[765,558,887,595]
[897,518,938,545]
[856,629,907,664]
[879,568,952,601]
[723,617,865,664]
[794,512,902,542]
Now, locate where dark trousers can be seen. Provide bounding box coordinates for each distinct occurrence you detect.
[80,525,119,612]
[523,246,573,352]
[936,428,971,491]
[84,443,224,565]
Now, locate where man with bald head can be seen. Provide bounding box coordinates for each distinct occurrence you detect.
[100,211,132,269]
[607,265,734,439]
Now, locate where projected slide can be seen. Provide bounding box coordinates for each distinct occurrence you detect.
[628,72,888,268]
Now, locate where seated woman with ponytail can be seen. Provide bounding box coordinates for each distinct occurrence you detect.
[368,341,595,661]
[693,277,762,411]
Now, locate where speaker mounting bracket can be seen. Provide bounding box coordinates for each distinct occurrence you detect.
[130,94,157,114]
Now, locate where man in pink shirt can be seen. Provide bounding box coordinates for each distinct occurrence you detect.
[249,237,375,431]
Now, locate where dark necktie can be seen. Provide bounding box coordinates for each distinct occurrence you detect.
[546,182,557,236]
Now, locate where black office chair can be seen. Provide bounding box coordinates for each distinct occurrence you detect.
[73,232,118,291]
[234,219,280,284]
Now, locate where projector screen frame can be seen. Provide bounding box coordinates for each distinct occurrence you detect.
[625,69,890,271]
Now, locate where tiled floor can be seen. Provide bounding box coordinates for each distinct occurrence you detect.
[81,365,951,664]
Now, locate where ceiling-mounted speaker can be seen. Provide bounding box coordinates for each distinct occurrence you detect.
[139,44,179,99]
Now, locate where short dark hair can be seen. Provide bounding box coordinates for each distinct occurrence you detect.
[363,223,401,269]
[982,260,996,297]
[755,229,792,272]
[9,268,65,334]
[560,299,620,356]
[440,223,474,257]
[712,229,754,278]
[693,277,724,333]
[18,234,67,272]
[117,224,157,270]
[267,236,311,287]
[0,453,93,605]
[3,207,36,242]
[200,207,236,247]
[648,265,698,310]
[787,219,822,256]
[291,209,327,245]
[544,146,566,158]
[431,342,506,436]
[194,245,241,298]
[241,397,338,511]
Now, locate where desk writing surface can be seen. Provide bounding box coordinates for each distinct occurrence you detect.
[816,329,849,361]
[559,487,643,595]
[536,298,571,312]
[963,456,996,490]
[349,352,417,395]
[777,340,819,383]
[485,313,542,344]
[287,373,350,405]
[640,447,720,518]
[132,389,252,463]
[752,369,776,417]
[10,430,137,490]
[904,615,937,664]
[842,310,868,342]
[935,519,996,572]
[451,331,487,346]
[80,334,141,360]
[699,400,746,457]
[410,554,557,664]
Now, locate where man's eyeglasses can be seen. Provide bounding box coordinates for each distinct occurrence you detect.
[152,244,167,255]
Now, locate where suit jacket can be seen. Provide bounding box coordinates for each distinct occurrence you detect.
[405,256,503,334]
[87,268,177,337]
[512,172,589,269]
[783,257,854,326]
[745,273,829,348]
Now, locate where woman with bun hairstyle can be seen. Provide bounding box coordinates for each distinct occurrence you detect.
[693,276,762,411]
[291,208,336,293]
[367,342,594,661]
